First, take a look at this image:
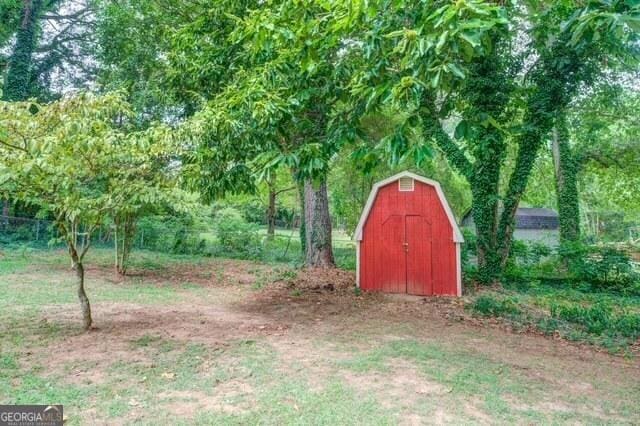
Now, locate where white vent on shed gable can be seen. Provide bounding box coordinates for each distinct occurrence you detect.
[398,177,414,191]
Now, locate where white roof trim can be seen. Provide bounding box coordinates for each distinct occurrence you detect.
[354,171,464,243]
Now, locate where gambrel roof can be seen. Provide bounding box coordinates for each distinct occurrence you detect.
[354,171,464,243]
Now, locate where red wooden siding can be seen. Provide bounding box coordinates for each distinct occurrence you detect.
[359,180,458,296]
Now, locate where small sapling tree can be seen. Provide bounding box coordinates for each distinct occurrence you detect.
[0,92,179,330]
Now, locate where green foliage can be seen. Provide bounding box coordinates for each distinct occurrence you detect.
[2,0,43,101]
[503,239,639,296]
[574,91,640,232]
[136,215,206,255]
[549,301,640,339]
[2,0,96,102]
[346,0,639,283]
[0,0,22,48]
[0,93,186,259]
[460,228,478,279]
[508,241,552,269]
[213,208,262,259]
[559,242,639,292]
[0,220,56,248]
[469,283,640,352]
[470,294,521,317]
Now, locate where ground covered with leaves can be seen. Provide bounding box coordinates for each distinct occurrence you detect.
[1,249,639,424]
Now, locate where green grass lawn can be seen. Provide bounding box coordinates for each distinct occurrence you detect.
[200,225,356,270]
[1,247,639,424]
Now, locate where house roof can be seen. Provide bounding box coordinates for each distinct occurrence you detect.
[515,208,559,230]
[461,207,559,230]
[354,171,464,243]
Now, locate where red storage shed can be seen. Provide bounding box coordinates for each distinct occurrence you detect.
[354,171,464,296]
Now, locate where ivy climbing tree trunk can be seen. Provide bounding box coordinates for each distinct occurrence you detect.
[496,125,547,267]
[425,51,512,284]
[303,178,335,268]
[1,0,44,219]
[3,0,43,101]
[497,43,584,267]
[469,138,503,283]
[551,118,580,242]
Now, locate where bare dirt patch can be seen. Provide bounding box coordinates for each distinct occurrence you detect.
[158,382,255,418]
[83,257,277,289]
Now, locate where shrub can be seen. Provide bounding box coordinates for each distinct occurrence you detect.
[212,198,268,224]
[615,312,640,338]
[550,302,612,334]
[559,242,639,293]
[470,294,521,317]
[508,240,553,268]
[550,301,640,339]
[136,215,207,255]
[235,199,266,224]
[214,208,262,258]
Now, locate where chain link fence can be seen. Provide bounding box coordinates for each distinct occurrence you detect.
[0,215,64,248]
[0,214,356,269]
[0,215,208,253]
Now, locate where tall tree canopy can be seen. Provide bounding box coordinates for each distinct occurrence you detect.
[1,0,96,101]
[94,0,639,278]
[340,0,639,281]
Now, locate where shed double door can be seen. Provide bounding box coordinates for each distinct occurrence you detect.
[380,214,433,295]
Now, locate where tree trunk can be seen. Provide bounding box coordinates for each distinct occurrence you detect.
[497,125,549,268]
[75,261,92,331]
[266,175,276,239]
[551,120,580,242]
[3,0,43,101]
[471,188,501,283]
[468,119,506,284]
[1,199,8,229]
[303,178,335,268]
[114,214,136,275]
[297,182,306,254]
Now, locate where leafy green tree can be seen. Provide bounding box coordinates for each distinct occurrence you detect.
[171,1,369,267]
[2,0,96,101]
[1,0,97,216]
[344,0,638,281]
[93,0,638,277]
[0,93,182,329]
[515,86,639,242]
[331,109,471,235]
[571,88,640,238]
[95,0,176,123]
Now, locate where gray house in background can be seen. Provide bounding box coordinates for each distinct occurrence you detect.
[461,207,560,246]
